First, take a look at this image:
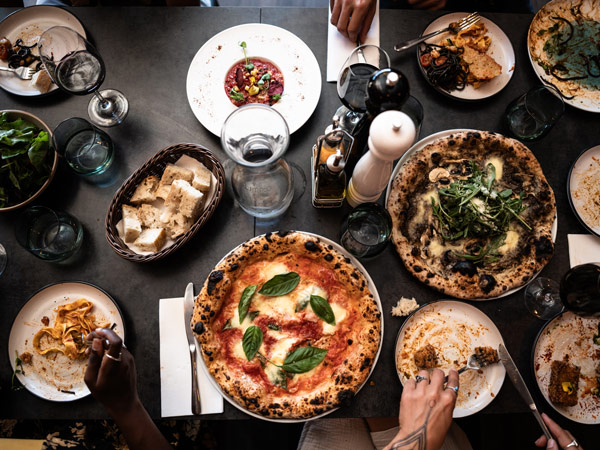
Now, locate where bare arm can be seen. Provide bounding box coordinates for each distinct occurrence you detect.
[384,369,458,450]
[84,328,172,450]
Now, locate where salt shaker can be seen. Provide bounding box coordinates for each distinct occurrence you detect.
[346,110,416,208]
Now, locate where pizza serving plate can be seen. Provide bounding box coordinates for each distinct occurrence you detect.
[8,281,125,401]
[385,128,558,300]
[528,0,600,113]
[395,300,506,418]
[186,23,322,136]
[567,145,600,237]
[532,311,600,424]
[417,13,515,101]
[0,6,87,97]
[196,231,384,423]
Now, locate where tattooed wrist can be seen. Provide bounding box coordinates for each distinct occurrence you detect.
[389,408,432,450]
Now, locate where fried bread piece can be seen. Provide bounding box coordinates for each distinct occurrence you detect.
[414,344,438,369]
[549,360,580,407]
[474,346,499,366]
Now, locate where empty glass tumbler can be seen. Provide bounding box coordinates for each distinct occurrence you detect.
[340,203,392,258]
[221,104,293,219]
[505,85,564,141]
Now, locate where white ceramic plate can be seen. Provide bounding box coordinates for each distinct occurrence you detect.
[528,0,600,113]
[186,23,322,136]
[395,300,506,417]
[197,231,384,423]
[8,281,125,401]
[0,6,87,97]
[533,311,600,424]
[385,129,558,300]
[417,13,515,101]
[568,145,600,236]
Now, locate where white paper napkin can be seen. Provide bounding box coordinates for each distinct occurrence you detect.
[327,3,380,82]
[159,297,223,417]
[567,234,600,268]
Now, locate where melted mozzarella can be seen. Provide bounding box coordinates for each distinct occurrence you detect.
[229,307,255,333]
[497,230,519,255]
[320,302,348,335]
[485,156,503,181]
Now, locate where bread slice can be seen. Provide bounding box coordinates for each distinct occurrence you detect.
[134,228,167,253]
[155,184,171,201]
[30,69,53,93]
[122,205,142,243]
[138,204,162,228]
[548,360,580,407]
[163,212,193,239]
[191,163,212,193]
[165,179,204,218]
[159,164,193,186]
[462,46,502,82]
[130,176,160,205]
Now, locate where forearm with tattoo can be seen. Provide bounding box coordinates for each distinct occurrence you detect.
[390,407,432,450]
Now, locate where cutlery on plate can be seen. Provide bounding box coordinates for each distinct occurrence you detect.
[394,12,481,53]
[443,348,499,382]
[0,66,36,80]
[498,343,552,441]
[184,282,202,415]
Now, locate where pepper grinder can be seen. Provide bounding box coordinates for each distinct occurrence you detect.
[346,110,416,208]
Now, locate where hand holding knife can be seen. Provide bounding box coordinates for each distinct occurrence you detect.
[498,344,551,441]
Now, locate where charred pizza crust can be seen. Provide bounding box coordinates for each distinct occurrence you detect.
[191,231,381,419]
[387,131,556,299]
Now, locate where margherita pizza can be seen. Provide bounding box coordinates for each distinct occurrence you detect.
[387,130,556,299]
[191,231,381,419]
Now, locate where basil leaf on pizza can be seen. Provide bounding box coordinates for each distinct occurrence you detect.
[242,325,263,361]
[191,232,381,419]
[259,272,300,296]
[282,346,328,374]
[387,131,556,299]
[310,295,336,324]
[238,285,257,322]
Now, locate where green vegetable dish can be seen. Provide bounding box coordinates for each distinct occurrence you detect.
[0,112,53,208]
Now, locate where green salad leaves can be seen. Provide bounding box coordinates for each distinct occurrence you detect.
[0,112,52,208]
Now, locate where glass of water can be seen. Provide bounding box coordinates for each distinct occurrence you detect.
[505,85,564,141]
[15,206,83,262]
[523,277,564,320]
[39,26,129,127]
[221,104,293,219]
[340,203,392,258]
[53,117,114,176]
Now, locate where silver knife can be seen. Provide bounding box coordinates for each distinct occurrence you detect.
[184,282,202,415]
[498,344,551,441]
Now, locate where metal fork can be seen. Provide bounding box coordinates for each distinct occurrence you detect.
[394,12,481,53]
[443,350,497,383]
[0,66,36,80]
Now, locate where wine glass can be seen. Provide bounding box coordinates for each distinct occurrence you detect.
[38,26,129,127]
[337,45,390,113]
[524,263,600,319]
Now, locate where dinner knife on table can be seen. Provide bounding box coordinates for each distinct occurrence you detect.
[498,344,551,441]
[184,282,202,415]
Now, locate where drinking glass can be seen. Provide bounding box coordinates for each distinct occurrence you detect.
[38,26,129,127]
[221,104,293,219]
[337,45,390,113]
[340,203,392,258]
[505,85,564,141]
[0,243,6,276]
[15,206,83,262]
[524,278,563,320]
[53,117,114,176]
[400,95,424,143]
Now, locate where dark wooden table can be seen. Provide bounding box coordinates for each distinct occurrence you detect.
[1,6,598,443]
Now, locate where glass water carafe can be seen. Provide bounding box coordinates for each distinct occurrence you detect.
[221,104,293,219]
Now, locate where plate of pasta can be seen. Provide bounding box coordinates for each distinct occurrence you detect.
[8,281,125,401]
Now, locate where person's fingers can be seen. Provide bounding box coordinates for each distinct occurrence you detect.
[336,2,352,39]
[94,328,123,360]
[330,0,342,25]
[84,337,104,388]
[535,435,548,448]
[441,369,459,405]
[347,9,363,43]
[408,0,445,9]
[541,413,575,449]
[404,378,417,391]
[429,368,445,391]
[430,1,446,11]
[546,439,558,449]
[358,2,376,44]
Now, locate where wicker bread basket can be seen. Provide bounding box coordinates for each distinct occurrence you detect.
[105,143,225,262]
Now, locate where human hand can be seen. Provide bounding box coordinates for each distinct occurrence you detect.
[407,0,447,10]
[330,0,377,44]
[84,328,139,417]
[384,369,459,450]
[534,413,583,450]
